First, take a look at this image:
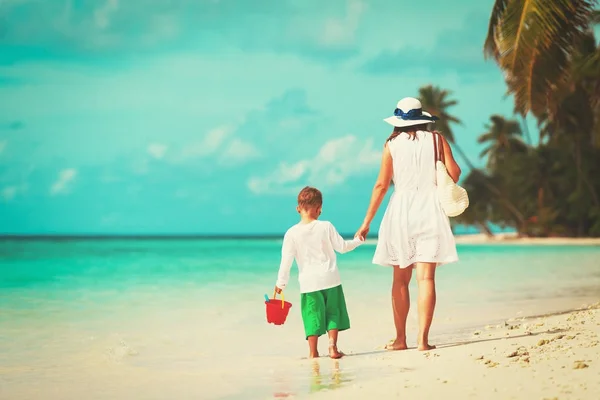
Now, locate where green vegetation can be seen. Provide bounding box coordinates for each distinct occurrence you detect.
[431,1,600,237]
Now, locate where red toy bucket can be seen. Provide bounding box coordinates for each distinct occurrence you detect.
[266,291,292,325]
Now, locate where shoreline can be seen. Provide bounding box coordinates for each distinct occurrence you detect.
[454,233,600,245]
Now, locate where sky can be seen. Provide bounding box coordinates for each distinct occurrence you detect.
[0,0,531,235]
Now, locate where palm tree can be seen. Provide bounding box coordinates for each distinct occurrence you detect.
[418,85,528,235]
[482,1,600,237]
[484,0,597,119]
[418,85,475,170]
[571,26,600,149]
[457,171,496,237]
[478,115,527,169]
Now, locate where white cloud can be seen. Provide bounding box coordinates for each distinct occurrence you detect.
[0,140,6,154]
[177,125,260,166]
[320,0,366,46]
[1,183,28,202]
[221,138,261,164]
[147,143,168,159]
[248,135,380,194]
[181,125,233,159]
[1,186,17,201]
[94,0,120,29]
[50,168,77,195]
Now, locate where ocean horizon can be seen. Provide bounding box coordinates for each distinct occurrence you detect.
[0,228,514,240]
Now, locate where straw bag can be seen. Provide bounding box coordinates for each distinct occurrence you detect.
[432,131,469,217]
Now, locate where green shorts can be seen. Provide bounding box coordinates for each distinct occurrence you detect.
[301,284,350,339]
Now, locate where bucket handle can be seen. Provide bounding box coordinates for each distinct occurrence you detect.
[273,290,285,309]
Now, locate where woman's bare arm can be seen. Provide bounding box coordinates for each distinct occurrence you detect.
[357,143,393,237]
[440,135,461,183]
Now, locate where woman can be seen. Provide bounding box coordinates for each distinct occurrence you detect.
[355,97,461,351]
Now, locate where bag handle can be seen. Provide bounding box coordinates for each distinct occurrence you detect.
[432,131,446,165]
[273,290,285,309]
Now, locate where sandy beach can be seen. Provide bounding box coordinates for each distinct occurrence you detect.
[306,304,600,400]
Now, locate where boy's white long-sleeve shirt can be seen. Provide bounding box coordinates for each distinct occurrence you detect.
[276,220,363,294]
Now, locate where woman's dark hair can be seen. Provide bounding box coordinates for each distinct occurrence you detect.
[386,123,430,142]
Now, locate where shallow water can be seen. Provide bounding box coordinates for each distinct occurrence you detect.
[1,239,599,399]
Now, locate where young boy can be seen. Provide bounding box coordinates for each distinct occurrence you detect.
[275,186,363,359]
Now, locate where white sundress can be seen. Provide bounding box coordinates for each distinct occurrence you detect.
[373,130,459,268]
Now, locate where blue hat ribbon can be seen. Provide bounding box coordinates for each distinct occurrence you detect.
[394,108,439,121]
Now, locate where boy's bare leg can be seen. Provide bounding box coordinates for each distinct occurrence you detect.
[416,262,437,351]
[386,265,412,350]
[308,336,319,358]
[327,329,344,359]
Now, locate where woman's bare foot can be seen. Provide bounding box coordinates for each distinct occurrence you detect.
[385,339,408,351]
[309,351,320,359]
[328,345,344,359]
[417,343,436,351]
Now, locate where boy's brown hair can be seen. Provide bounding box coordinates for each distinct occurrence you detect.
[297,186,322,210]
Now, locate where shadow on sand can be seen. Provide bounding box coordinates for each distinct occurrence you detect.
[437,327,570,349]
[345,327,571,357]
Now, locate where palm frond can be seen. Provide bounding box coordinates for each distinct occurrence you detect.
[442,100,458,108]
[484,0,510,59]
[479,146,493,159]
[486,0,596,118]
[446,115,462,124]
[477,132,495,144]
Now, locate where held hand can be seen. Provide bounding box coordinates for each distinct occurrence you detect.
[274,286,283,294]
[355,224,369,240]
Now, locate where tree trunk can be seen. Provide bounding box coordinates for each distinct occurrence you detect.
[521,115,533,145]
[481,181,527,232]
[454,144,526,235]
[537,186,548,236]
[452,142,476,171]
[477,221,494,237]
[571,146,600,208]
[575,139,585,237]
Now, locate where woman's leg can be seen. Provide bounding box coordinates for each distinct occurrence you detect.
[386,265,413,350]
[415,262,437,350]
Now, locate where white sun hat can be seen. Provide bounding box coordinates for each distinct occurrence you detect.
[383,97,439,128]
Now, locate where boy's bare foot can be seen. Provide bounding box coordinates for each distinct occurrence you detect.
[328,345,344,359]
[417,343,436,351]
[309,351,320,359]
[385,339,408,351]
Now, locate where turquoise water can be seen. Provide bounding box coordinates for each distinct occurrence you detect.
[1,239,599,399]
[2,239,599,308]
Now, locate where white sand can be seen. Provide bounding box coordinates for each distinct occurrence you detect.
[305,304,600,400]
[3,304,598,399]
